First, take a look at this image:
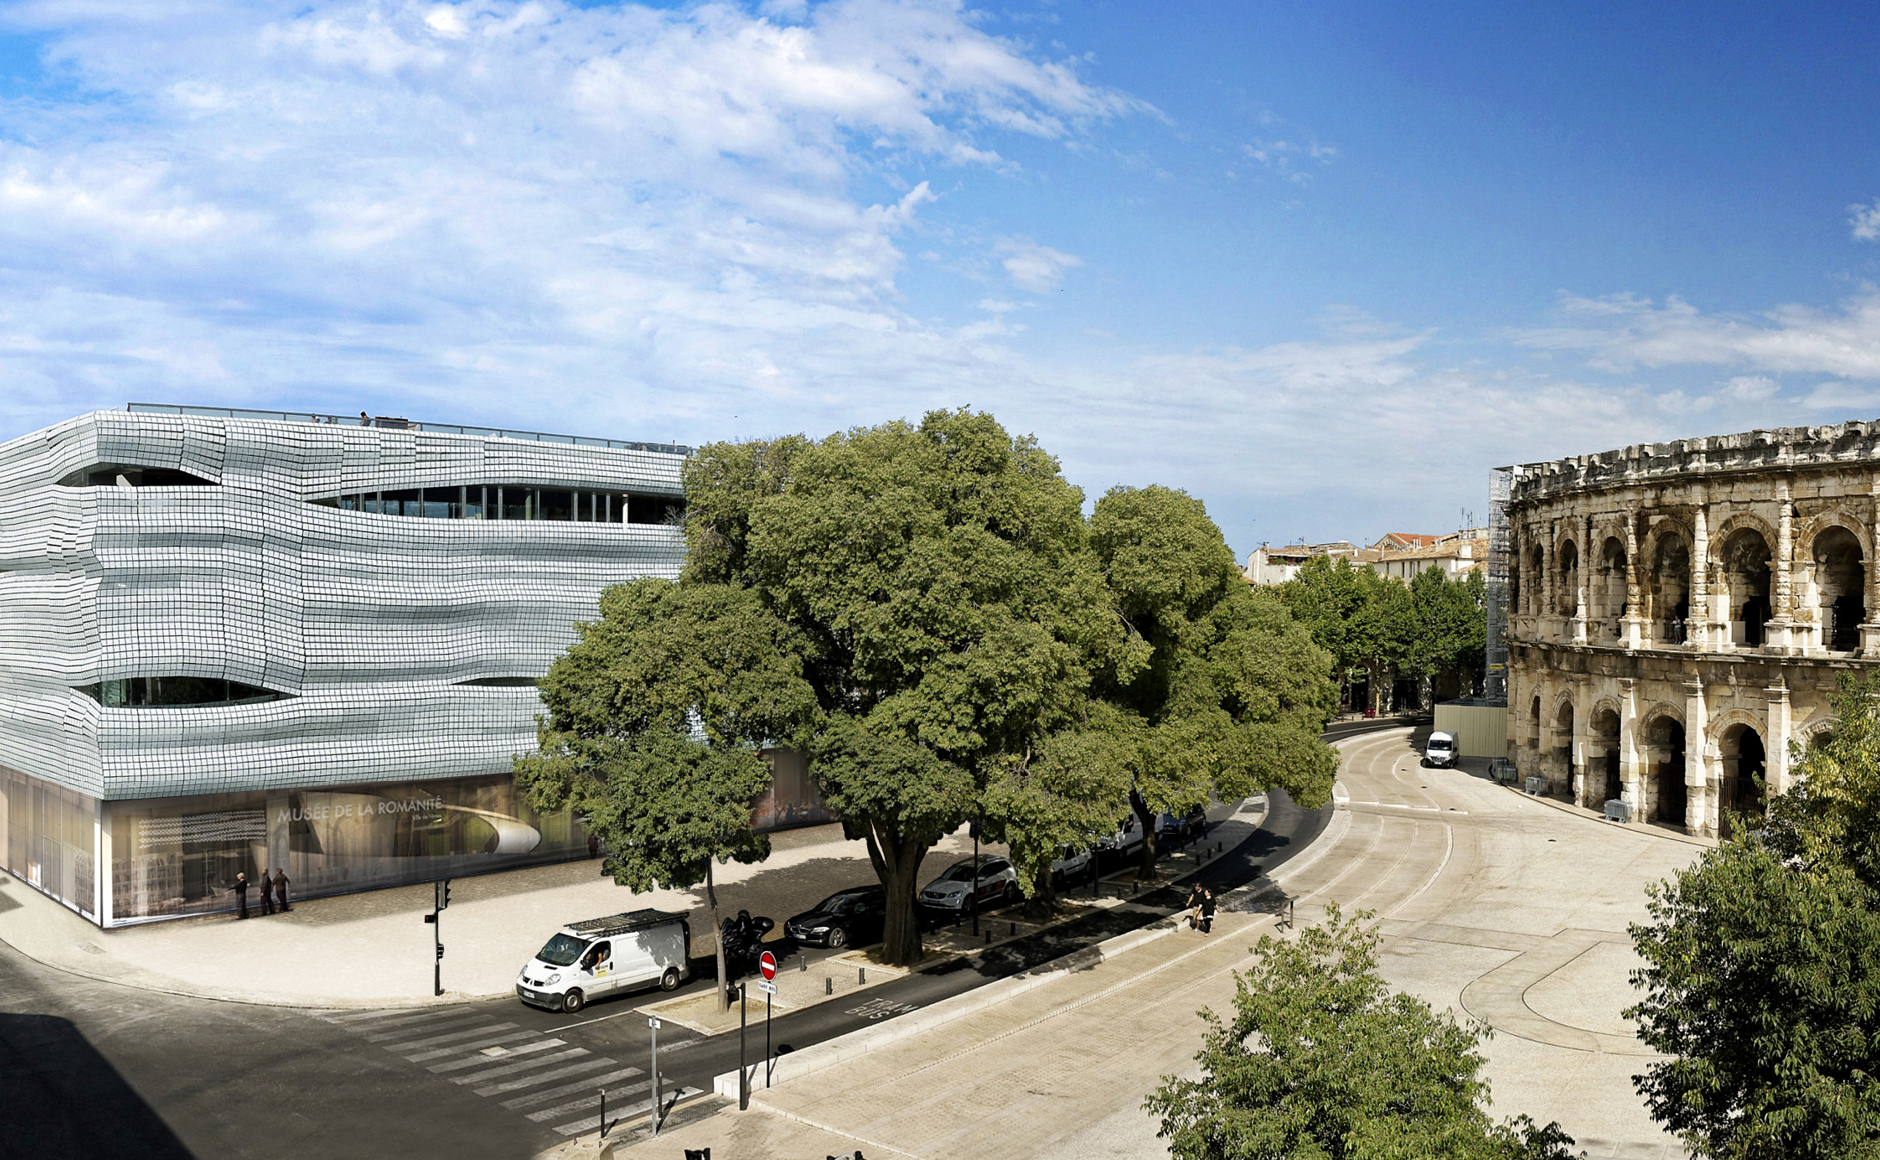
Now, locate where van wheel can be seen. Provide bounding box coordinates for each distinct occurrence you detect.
[562,988,585,1014]
[660,967,681,992]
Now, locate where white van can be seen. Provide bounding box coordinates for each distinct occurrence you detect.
[1424,731,1458,768]
[516,909,692,1014]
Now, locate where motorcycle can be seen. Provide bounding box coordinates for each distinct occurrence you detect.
[718,909,778,977]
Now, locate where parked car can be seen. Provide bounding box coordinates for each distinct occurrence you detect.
[1050,844,1092,884]
[1096,815,1146,860]
[1424,731,1458,768]
[783,885,887,950]
[919,855,1019,913]
[515,909,690,1014]
[1156,805,1209,843]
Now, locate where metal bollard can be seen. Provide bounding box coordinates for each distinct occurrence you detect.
[859,966,866,984]
[1009,922,1016,936]
[825,977,832,996]
[800,956,807,972]
[984,928,992,944]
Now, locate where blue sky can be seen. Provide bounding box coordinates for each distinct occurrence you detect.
[5,0,1880,558]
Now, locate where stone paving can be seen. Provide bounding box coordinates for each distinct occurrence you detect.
[587,727,1703,1160]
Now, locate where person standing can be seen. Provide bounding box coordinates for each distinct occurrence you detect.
[273,867,291,913]
[234,872,249,920]
[258,867,275,915]
[359,411,370,427]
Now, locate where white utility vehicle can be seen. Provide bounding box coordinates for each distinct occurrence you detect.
[1424,731,1458,768]
[516,909,691,1014]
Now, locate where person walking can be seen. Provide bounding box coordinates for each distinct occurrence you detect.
[1198,886,1217,935]
[258,867,275,915]
[273,868,291,913]
[234,872,249,920]
[1185,884,1205,931]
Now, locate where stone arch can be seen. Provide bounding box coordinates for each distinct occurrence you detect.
[1556,536,1581,617]
[1640,706,1688,826]
[1713,713,1768,835]
[1795,508,1873,559]
[1641,519,1692,643]
[1525,541,1545,616]
[1706,706,1768,747]
[1808,522,1867,651]
[1586,700,1623,805]
[1593,533,1629,631]
[1795,712,1838,752]
[1708,510,1780,561]
[1718,524,1773,647]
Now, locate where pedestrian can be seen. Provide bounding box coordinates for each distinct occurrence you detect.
[1185,884,1205,931]
[258,866,275,915]
[1198,887,1217,935]
[273,867,291,912]
[359,411,370,426]
[234,872,249,920]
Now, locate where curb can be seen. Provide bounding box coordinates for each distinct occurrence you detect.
[1505,785,1719,849]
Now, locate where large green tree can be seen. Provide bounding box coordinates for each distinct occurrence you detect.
[1092,485,1339,877]
[1147,904,1579,1160]
[1628,673,1880,1158]
[683,410,1121,964]
[515,579,819,1007]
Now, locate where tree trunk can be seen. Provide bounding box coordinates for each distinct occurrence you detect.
[1023,856,1058,922]
[1132,794,1160,881]
[707,861,728,1012]
[866,823,929,967]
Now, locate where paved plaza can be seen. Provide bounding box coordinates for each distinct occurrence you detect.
[596,727,1703,1160]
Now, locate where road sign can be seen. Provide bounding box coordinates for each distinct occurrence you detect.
[756,979,777,995]
[758,950,777,981]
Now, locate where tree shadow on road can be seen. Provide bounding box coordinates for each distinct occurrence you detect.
[0,1012,194,1160]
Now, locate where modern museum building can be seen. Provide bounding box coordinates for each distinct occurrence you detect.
[0,404,701,926]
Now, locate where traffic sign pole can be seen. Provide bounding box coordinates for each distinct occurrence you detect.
[758,950,778,1088]
[648,1016,661,1136]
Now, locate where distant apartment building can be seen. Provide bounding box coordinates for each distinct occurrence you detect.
[1244,530,1487,585]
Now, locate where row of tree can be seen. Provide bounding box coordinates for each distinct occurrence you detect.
[1278,553,1488,712]
[514,410,1340,988]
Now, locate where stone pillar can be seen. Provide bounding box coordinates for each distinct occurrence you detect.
[1572,515,1591,644]
[1622,512,1644,648]
[1618,677,1641,814]
[1570,678,1588,804]
[1690,501,1710,651]
[1684,673,1710,836]
[1863,481,1880,656]
[1543,523,1557,640]
[1769,479,1795,652]
[1766,678,1791,796]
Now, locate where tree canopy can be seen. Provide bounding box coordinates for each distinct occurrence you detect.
[1147,904,1579,1160]
[1628,673,1880,1158]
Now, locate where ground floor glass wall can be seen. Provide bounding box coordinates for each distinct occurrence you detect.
[0,767,100,922]
[104,773,591,925]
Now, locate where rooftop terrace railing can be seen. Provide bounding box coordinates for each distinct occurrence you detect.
[126,402,691,457]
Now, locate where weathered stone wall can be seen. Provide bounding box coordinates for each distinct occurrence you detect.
[1505,417,1880,837]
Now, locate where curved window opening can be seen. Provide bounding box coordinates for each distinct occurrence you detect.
[1813,527,1865,651]
[309,486,684,525]
[456,677,539,688]
[59,464,217,488]
[79,678,292,708]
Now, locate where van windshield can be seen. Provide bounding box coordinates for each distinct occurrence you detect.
[1429,739,1452,749]
[537,933,591,967]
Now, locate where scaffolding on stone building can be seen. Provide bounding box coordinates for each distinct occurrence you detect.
[1484,468,1512,706]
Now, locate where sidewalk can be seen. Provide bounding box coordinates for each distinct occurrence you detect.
[0,823,981,1009]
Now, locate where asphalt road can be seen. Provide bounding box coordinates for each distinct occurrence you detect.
[0,718,1413,1159]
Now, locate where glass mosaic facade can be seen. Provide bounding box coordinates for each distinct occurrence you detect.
[0,408,690,925]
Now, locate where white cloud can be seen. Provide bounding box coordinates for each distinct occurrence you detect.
[1852,199,1880,241]
[998,237,1081,292]
[1515,290,1880,380]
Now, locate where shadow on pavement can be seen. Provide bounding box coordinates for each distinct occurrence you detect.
[0,1012,194,1160]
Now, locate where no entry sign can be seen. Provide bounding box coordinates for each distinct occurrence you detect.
[759,950,778,981]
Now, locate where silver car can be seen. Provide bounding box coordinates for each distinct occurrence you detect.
[919,856,1019,912]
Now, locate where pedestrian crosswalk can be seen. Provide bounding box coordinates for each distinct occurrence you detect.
[316,1005,693,1139]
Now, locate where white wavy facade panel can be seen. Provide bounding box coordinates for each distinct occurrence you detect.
[0,410,686,802]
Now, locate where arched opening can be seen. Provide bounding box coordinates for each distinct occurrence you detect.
[1557,540,1580,617]
[1527,546,1545,615]
[1648,717,1687,825]
[1722,527,1772,648]
[1597,536,1628,638]
[1589,707,1622,805]
[1553,700,1575,793]
[1813,526,1866,651]
[1528,696,1541,751]
[1649,536,1690,645]
[1717,724,1766,838]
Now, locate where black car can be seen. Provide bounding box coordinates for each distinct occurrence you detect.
[783,885,887,950]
